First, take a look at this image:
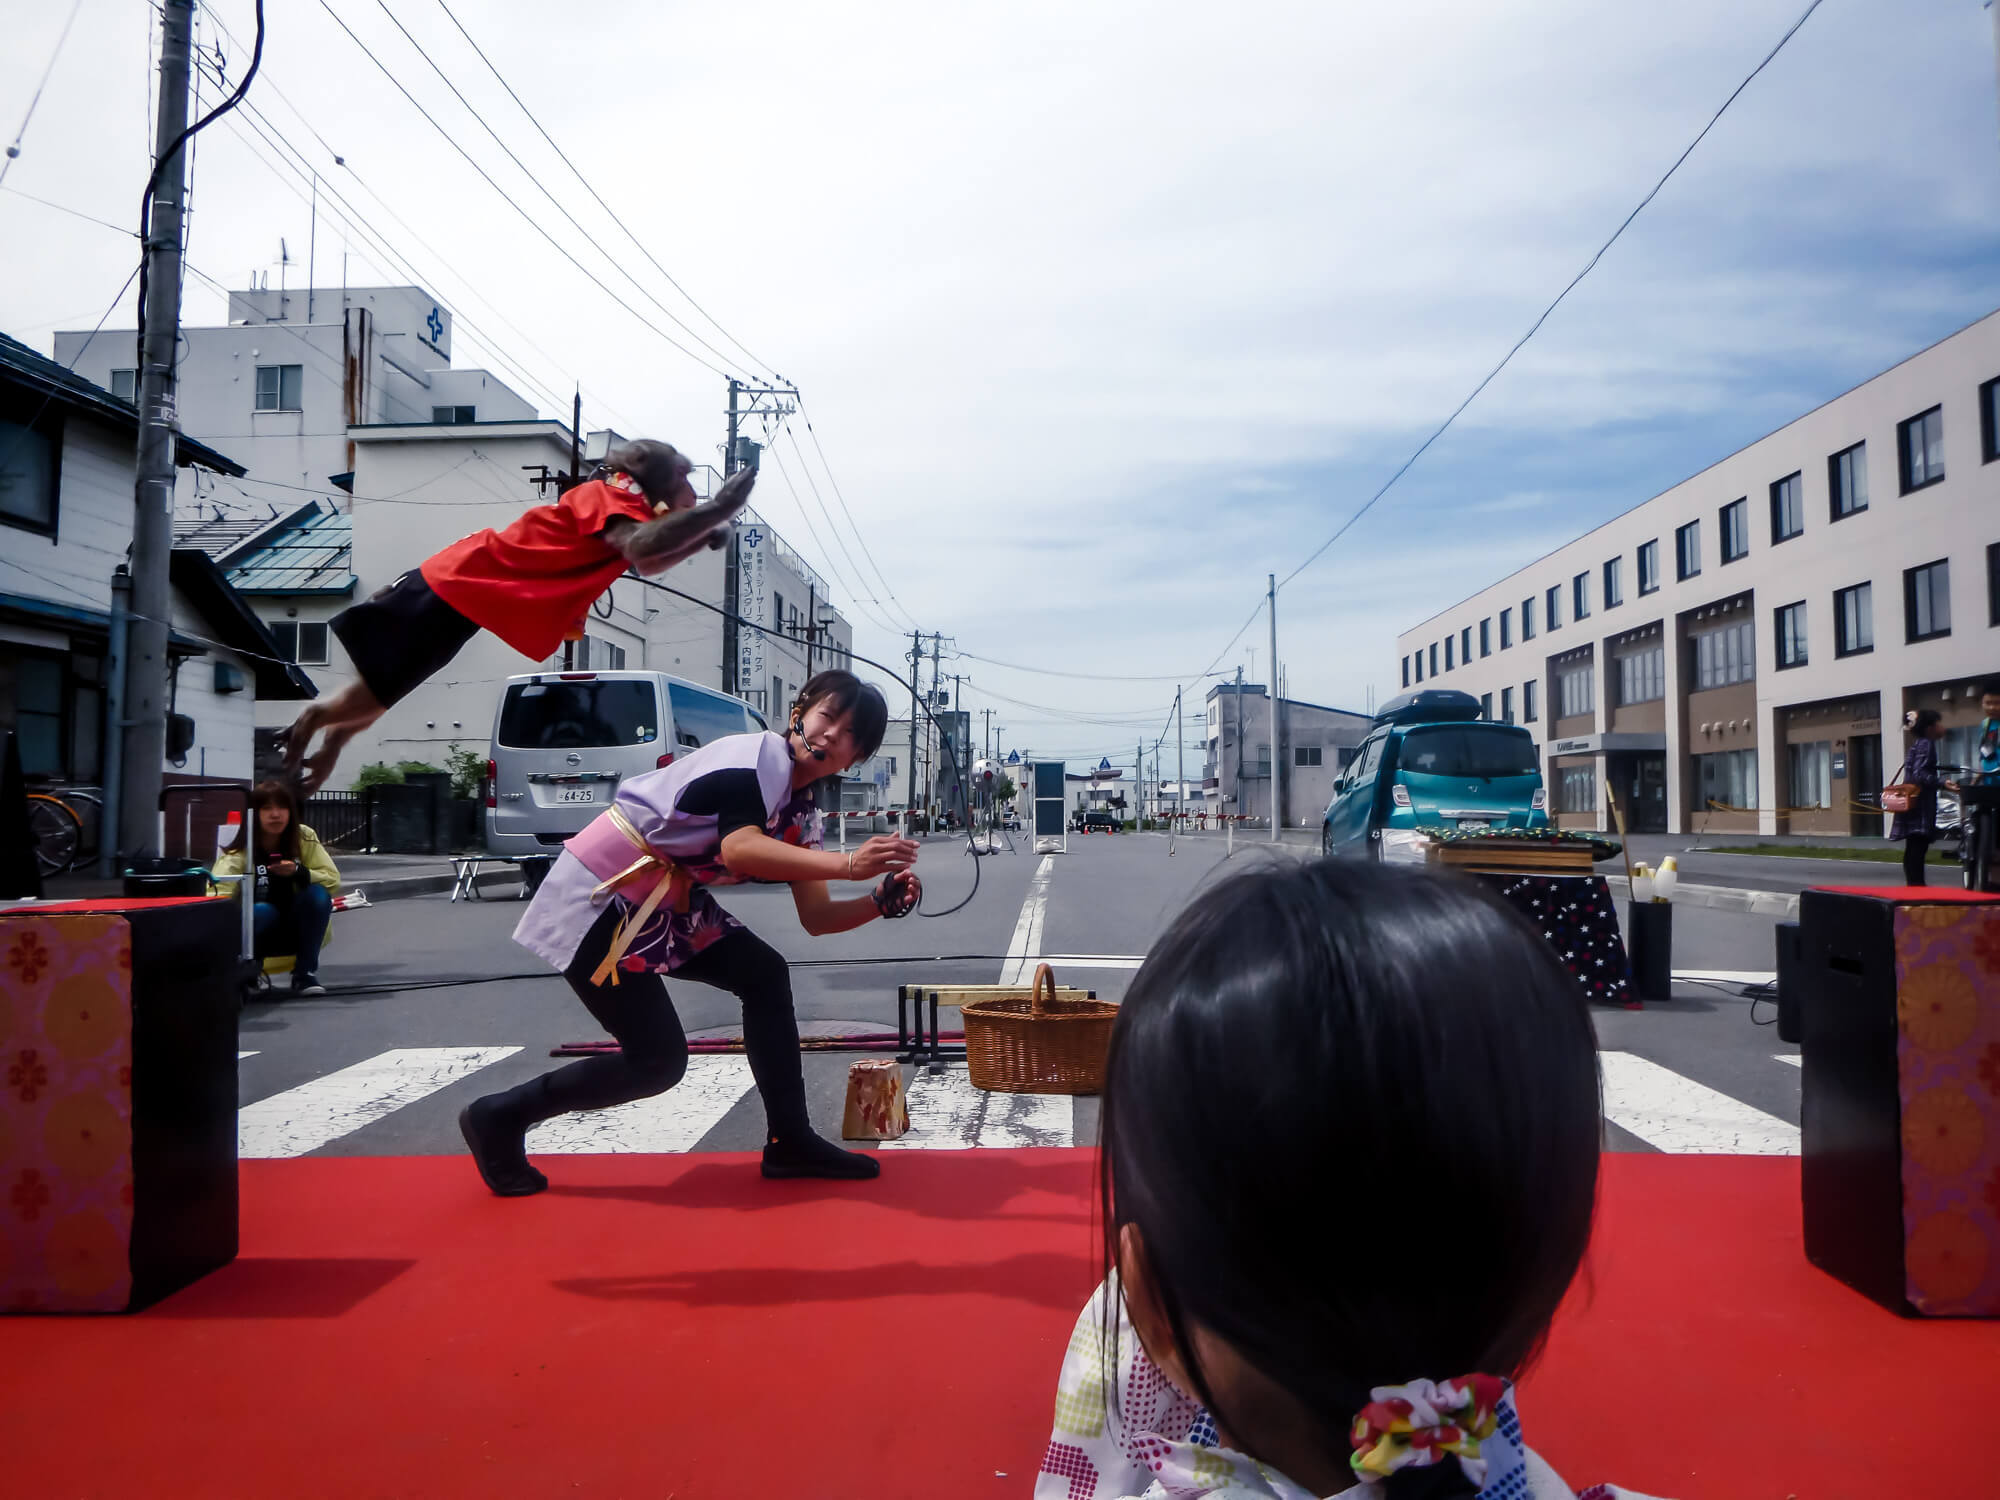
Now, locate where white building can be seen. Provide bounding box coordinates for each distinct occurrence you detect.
[1395,308,2000,837]
[1202,680,1374,827]
[56,284,534,502]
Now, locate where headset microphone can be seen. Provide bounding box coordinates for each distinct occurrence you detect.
[792,714,827,761]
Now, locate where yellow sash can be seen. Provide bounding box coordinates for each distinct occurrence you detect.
[588,805,693,987]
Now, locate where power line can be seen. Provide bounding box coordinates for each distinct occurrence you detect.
[368,0,756,378]
[759,433,901,635]
[953,647,1217,685]
[1275,0,1829,594]
[772,420,903,633]
[795,402,921,633]
[429,0,781,382]
[0,0,87,188]
[313,0,736,379]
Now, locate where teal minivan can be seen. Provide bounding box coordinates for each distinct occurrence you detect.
[1321,689,1548,859]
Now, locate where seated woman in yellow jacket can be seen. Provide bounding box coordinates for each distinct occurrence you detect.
[211,779,342,996]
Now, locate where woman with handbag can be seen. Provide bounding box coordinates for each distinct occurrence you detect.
[1888,709,1945,886]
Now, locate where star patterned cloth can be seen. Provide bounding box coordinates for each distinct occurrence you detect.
[1476,874,1634,1008]
[1035,1279,1672,1500]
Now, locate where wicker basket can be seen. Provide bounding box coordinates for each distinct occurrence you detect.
[961,963,1120,1095]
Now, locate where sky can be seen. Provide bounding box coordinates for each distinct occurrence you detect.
[4,0,1998,776]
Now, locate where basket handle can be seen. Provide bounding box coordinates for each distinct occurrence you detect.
[1031,961,1056,1017]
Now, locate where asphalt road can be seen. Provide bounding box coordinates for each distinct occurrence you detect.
[236,830,1801,1173]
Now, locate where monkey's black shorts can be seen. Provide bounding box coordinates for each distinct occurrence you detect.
[329,570,481,708]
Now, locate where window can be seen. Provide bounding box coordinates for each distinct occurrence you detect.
[1899,406,1944,492]
[1788,741,1833,811]
[1479,618,1491,657]
[1558,762,1596,814]
[1617,646,1665,705]
[1522,597,1537,641]
[1546,585,1562,631]
[1834,582,1873,657]
[1828,443,1867,520]
[1461,626,1472,665]
[1775,602,1807,670]
[1769,474,1802,543]
[1720,497,1749,563]
[1676,519,1701,580]
[1414,651,1423,683]
[1500,686,1514,724]
[1445,636,1455,672]
[1572,571,1591,620]
[109,368,138,404]
[576,636,626,670]
[1523,679,1538,722]
[1401,656,1411,688]
[1399,725,1538,778]
[1500,608,1513,648]
[772,673,785,716]
[1694,749,1759,811]
[1990,542,2000,627]
[1429,643,1439,677]
[254,364,303,412]
[0,412,60,533]
[267,620,330,666]
[1558,662,1594,719]
[497,679,657,749]
[1294,745,1322,767]
[1637,539,1660,595]
[1480,692,1493,721]
[1693,618,1754,690]
[772,590,785,635]
[1603,557,1623,609]
[1983,377,2000,463]
[1905,559,1951,642]
[431,405,476,424]
[667,681,760,746]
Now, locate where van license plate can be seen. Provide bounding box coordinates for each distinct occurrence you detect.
[558,788,596,804]
[1457,819,1491,831]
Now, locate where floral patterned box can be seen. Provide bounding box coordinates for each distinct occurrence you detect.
[2,900,240,1313]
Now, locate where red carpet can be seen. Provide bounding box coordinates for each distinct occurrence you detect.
[0,1151,1992,1499]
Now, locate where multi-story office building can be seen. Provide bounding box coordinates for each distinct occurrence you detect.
[1396,309,2000,836]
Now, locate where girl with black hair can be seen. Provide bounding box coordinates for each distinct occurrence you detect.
[461,669,922,1194]
[209,779,342,997]
[1037,860,1667,1500]
[1891,709,1946,887]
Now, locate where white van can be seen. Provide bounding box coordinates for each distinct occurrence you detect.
[485,670,769,859]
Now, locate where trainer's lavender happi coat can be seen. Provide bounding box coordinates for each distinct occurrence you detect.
[514,731,823,977]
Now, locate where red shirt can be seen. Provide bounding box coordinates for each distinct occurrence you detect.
[420,477,655,661]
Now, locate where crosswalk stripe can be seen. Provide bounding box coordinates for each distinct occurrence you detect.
[999,856,1055,985]
[238,1051,258,1060]
[1774,1054,1802,1067]
[240,1047,521,1158]
[525,1056,758,1154]
[881,1066,1074,1150]
[1600,1050,1799,1155]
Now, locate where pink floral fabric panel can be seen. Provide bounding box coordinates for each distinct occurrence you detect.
[1,915,135,1313]
[1895,904,2000,1315]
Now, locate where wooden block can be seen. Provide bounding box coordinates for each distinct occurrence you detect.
[841,1058,909,1141]
[915,986,1096,1004]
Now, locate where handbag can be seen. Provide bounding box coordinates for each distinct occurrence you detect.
[1881,758,1913,816]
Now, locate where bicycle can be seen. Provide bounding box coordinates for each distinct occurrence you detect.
[23,783,104,879]
[1947,766,2000,893]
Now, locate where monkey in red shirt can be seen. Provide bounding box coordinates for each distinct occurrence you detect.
[284,440,753,792]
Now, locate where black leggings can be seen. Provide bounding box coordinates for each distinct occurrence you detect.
[1903,834,1932,887]
[496,905,810,1143]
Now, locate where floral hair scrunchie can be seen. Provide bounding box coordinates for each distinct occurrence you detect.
[1349,1374,1506,1487]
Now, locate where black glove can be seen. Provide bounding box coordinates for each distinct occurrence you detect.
[873,871,920,918]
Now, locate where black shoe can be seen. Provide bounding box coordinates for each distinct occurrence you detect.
[290,973,326,997]
[459,1101,548,1197]
[761,1132,881,1180]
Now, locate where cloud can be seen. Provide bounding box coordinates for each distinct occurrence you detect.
[1,0,1996,761]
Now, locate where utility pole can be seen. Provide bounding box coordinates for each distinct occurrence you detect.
[1233,664,1244,817]
[905,629,922,826]
[929,632,944,818]
[983,708,993,763]
[1174,686,1185,851]
[122,0,196,861]
[1268,573,1280,841]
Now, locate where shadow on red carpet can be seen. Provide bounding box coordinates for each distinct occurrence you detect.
[0,1150,1992,1499]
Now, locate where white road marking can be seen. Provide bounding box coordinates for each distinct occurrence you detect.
[1038,956,1143,971]
[240,1046,520,1158]
[238,1051,258,1060]
[1599,1051,1799,1155]
[525,1055,758,1154]
[999,855,1056,984]
[1672,969,1777,985]
[1774,1054,1802,1068]
[880,1066,1074,1150]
